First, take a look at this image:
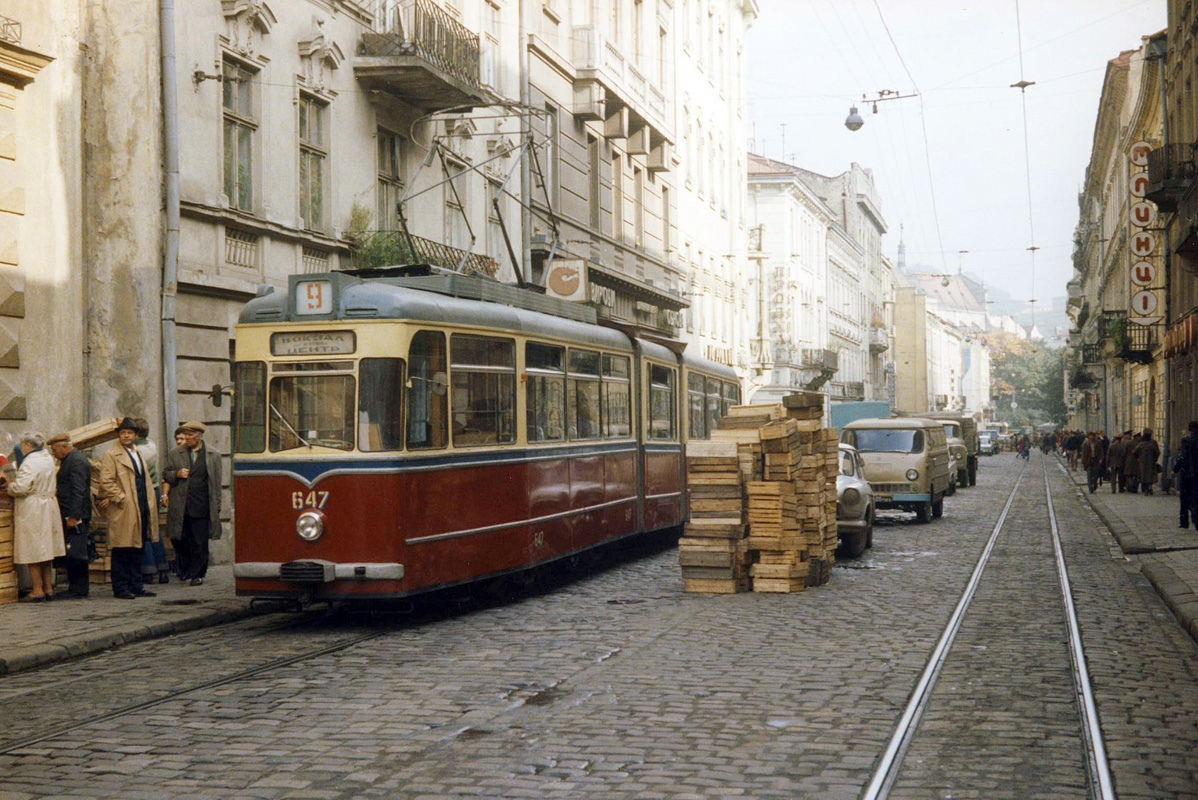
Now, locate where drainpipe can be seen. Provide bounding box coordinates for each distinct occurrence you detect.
[160,0,180,433]
[519,0,532,285]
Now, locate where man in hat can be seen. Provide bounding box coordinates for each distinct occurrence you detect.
[163,421,222,586]
[97,418,159,599]
[47,433,92,598]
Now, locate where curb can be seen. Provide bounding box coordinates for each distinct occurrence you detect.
[0,603,263,676]
[1140,559,1198,642]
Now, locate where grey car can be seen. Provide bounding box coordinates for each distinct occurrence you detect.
[836,443,875,558]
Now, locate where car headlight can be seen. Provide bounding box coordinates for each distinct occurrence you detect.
[906,468,919,481]
[842,488,860,506]
[296,510,324,542]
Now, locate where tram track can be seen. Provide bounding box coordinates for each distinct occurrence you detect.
[861,454,1115,800]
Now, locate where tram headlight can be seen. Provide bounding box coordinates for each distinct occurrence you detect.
[296,510,324,542]
[906,468,920,481]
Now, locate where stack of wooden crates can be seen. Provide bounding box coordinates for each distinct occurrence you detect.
[0,495,14,604]
[679,393,839,594]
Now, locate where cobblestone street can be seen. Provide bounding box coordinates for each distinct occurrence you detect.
[1,452,1197,799]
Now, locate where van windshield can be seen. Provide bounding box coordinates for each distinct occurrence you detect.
[850,429,924,454]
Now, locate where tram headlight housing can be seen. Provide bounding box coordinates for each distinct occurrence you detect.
[296,510,324,542]
[906,468,920,482]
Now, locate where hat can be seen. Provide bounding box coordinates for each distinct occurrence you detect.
[116,417,139,432]
[181,420,207,434]
[46,433,70,446]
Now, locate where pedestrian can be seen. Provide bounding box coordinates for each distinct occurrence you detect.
[1125,431,1143,493]
[1064,431,1081,470]
[47,433,92,599]
[163,426,186,576]
[1135,428,1162,496]
[1083,432,1105,494]
[97,417,159,600]
[163,421,222,586]
[3,432,65,602]
[134,418,170,585]
[1172,421,1198,528]
[1107,433,1126,495]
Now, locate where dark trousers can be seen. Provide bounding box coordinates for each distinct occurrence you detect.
[59,519,90,596]
[1087,463,1104,493]
[179,515,210,580]
[1180,477,1198,527]
[110,547,145,596]
[1109,467,1122,493]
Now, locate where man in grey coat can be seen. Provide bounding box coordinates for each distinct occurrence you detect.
[162,421,222,586]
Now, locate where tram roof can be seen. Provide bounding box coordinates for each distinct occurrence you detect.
[240,271,635,352]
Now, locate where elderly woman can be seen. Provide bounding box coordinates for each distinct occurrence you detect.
[5,432,65,601]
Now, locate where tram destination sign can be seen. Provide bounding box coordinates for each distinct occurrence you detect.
[271,330,356,357]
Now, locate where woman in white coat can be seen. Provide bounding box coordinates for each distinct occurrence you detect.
[5,432,65,601]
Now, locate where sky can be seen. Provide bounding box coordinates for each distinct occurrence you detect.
[745,0,1165,314]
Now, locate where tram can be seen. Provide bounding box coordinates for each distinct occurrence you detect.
[230,268,740,603]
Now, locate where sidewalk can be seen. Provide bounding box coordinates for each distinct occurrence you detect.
[1060,459,1198,644]
[0,563,262,675]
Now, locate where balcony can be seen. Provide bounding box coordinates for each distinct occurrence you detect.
[356,0,490,112]
[571,25,672,143]
[869,325,889,354]
[1146,143,1195,213]
[1099,309,1126,343]
[1082,343,1102,364]
[801,348,838,372]
[843,381,865,401]
[1115,321,1156,365]
[346,230,499,277]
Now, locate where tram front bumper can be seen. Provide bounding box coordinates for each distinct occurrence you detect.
[235,560,405,583]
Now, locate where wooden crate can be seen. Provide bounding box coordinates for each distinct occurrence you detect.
[0,569,17,605]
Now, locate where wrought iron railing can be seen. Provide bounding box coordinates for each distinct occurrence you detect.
[801,348,838,371]
[360,0,481,90]
[0,14,20,45]
[1146,143,1195,198]
[347,230,499,276]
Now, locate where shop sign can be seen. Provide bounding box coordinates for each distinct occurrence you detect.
[1128,141,1162,326]
[543,259,587,302]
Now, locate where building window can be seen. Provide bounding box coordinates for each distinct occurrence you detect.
[486,179,506,267]
[612,151,624,240]
[377,129,405,231]
[443,158,468,250]
[543,104,559,205]
[222,58,257,212]
[298,94,327,231]
[662,186,671,253]
[633,166,644,248]
[588,135,601,229]
[225,228,259,269]
[302,246,329,274]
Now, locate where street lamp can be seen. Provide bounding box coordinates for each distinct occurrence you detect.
[845,89,919,131]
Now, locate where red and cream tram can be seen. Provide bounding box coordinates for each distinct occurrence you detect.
[231,269,739,602]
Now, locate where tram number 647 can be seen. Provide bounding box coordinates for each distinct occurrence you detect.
[292,491,330,510]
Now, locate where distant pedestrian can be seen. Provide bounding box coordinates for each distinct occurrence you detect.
[1125,431,1143,493]
[1172,421,1198,528]
[1107,433,1127,495]
[1064,432,1082,470]
[97,417,159,600]
[1135,428,1162,496]
[4,432,65,602]
[47,433,92,599]
[163,421,222,586]
[134,418,169,585]
[1082,432,1105,494]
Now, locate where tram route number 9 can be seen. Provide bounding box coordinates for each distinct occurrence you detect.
[292,491,330,510]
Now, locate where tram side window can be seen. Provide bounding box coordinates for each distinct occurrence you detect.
[721,381,740,418]
[648,364,677,441]
[526,342,565,442]
[451,335,515,446]
[687,373,708,440]
[407,331,448,450]
[233,361,266,453]
[706,377,722,436]
[358,358,404,451]
[568,349,601,440]
[602,354,631,438]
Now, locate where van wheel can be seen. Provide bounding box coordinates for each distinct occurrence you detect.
[915,501,932,523]
[947,479,956,496]
[838,529,868,558]
[932,497,944,519]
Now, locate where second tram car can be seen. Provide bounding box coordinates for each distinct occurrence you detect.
[231,270,739,603]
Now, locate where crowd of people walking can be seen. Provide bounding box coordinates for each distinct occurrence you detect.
[3,417,221,602]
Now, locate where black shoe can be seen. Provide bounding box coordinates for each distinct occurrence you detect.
[58,591,88,600]
[190,577,204,586]
[114,591,137,599]
[134,589,157,598]
[159,573,170,584]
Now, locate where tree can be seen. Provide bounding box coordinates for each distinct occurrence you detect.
[987,331,1066,428]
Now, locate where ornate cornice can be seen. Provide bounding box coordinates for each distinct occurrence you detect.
[0,39,52,90]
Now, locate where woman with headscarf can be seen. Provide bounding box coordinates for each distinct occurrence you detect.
[4,431,65,601]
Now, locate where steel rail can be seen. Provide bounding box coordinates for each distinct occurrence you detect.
[861,460,1028,800]
[1047,461,1117,800]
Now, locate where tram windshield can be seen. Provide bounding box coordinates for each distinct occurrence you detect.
[268,374,356,451]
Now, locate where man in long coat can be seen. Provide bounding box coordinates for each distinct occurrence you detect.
[48,432,92,598]
[163,421,222,586]
[1136,428,1162,496]
[1106,433,1126,495]
[98,417,159,599]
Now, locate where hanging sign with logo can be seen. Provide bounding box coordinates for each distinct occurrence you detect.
[543,259,588,303]
[1128,141,1162,326]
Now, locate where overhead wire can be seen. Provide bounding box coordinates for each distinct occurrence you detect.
[1014,0,1039,325]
